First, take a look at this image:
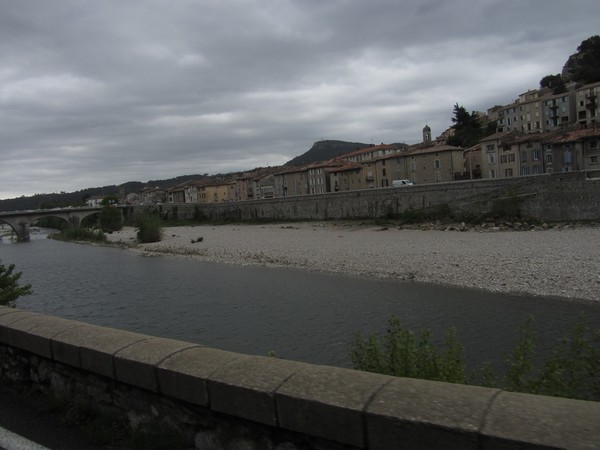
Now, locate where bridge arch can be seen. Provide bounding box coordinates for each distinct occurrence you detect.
[0,207,105,241]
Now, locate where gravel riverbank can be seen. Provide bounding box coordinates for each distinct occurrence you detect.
[106,222,600,303]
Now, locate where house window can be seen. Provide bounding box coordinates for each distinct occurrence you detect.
[410,162,416,172]
[505,168,513,177]
[591,156,598,165]
[434,159,441,169]
[532,165,541,174]
[508,153,515,163]
[590,141,598,149]
[486,144,495,152]
[546,154,553,163]
[489,169,496,178]
[488,153,496,164]
[564,150,572,163]
[500,155,507,164]
[382,168,387,176]
[435,171,442,182]
[520,167,530,176]
[533,150,541,161]
[521,151,527,162]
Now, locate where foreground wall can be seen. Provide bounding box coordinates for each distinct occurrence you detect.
[126,172,600,223]
[1,306,599,450]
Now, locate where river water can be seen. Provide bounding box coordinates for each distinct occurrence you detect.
[2,230,600,371]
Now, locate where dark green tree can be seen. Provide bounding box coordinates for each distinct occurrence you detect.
[0,262,32,307]
[563,35,600,84]
[447,104,485,148]
[540,74,567,94]
[99,205,123,232]
[100,195,119,206]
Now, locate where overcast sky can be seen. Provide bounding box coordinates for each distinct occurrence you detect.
[1,1,598,199]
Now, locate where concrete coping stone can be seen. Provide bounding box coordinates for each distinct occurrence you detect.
[51,324,149,378]
[482,391,600,450]
[0,306,19,317]
[0,310,41,344]
[366,377,500,450]
[2,314,84,359]
[275,364,394,447]
[208,356,308,427]
[113,337,201,392]
[157,346,246,407]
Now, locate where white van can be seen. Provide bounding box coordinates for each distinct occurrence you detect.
[392,179,414,187]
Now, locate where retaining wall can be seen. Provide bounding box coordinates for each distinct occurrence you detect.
[1,306,599,449]
[125,172,600,224]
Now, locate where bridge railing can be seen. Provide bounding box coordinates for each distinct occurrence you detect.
[1,306,598,449]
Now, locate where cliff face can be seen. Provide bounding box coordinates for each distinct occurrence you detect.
[284,140,368,166]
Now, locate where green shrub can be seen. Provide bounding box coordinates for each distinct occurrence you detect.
[351,315,600,401]
[351,316,466,384]
[135,213,164,243]
[51,227,107,243]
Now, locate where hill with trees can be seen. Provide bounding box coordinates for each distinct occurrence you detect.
[284,140,369,166]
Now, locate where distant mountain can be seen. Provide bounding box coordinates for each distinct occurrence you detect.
[285,140,369,166]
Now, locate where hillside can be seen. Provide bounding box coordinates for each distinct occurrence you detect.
[0,175,203,212]
[285,140,369,166]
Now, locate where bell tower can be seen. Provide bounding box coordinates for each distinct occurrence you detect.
[423,124,431,145]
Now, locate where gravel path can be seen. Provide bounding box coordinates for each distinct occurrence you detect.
[106,223,600,302]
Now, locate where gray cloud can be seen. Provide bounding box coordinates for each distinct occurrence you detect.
[1,0,599,198]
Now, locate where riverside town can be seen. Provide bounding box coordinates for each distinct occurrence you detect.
[99,78,600,208]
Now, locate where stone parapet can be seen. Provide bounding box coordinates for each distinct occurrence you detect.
[1,306,599,449]
[124,171,600,224]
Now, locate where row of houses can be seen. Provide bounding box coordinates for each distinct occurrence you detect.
[476,126,600,179]
[88,80,600,207]
[110,123,599,207]
[490,80,600,133]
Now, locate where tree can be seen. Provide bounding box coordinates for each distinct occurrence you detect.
[563,35,600,84]
[99,205,123,232]
[100,195,119,206]
[0,262,32,307]
[540,74,567,94]
[447,103,485,148]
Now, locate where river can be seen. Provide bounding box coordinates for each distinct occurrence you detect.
[2,231,600,371]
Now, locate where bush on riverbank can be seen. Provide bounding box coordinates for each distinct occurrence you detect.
[135,212,164,243]
[99,205,123,233]
[351,315,600,401]
[51,228,107,243]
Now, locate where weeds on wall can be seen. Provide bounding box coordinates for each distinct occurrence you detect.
[351,315,600,401]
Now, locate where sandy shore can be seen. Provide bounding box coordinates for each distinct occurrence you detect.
[105,222,600,302]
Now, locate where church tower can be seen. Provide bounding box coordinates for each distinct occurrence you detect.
[423,125,431,145]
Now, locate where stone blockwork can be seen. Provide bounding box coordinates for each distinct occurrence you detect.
[1,306,599,449]
[124,172,600,224]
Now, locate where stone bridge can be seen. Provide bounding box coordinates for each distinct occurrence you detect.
[0,207,103,241]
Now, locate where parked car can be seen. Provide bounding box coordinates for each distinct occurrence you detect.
[392,179,414,187]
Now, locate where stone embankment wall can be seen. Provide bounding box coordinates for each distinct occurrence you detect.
[126,172,600,223]
[1,306,599,449]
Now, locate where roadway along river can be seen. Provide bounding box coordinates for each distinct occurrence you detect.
[2,233,600,371]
